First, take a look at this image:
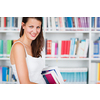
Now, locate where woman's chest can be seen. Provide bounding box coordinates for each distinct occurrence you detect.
[26,56,45,73]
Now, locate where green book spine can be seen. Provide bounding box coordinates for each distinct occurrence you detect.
[0,40,3,58]
[7,40,12,55]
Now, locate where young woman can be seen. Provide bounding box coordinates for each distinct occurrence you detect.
[10,17,46,84]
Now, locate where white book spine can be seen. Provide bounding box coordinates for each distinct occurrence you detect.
[77,42,81,57]
[73,38,77,56]
[84,39,89,57]
[18,17,22,29]
[48,17,50,31]
[1,17,4,28]
[74,17,77,28]
[90,63,97,83]
[91,40,93,58]
[58,40,61,57]
[51,42,55,57]
[51,17,56,31]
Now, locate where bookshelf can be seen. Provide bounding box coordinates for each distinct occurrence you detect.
[0,17,22,83]
[0,17,100,84]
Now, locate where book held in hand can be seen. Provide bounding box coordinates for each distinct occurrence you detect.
[41,66,64,84]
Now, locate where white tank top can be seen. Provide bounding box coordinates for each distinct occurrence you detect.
[10,41,46,84]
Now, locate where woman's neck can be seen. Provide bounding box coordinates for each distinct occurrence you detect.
[19,35,32,48]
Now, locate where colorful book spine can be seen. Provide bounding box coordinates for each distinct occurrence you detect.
[2,67,7,81]
[94,41,99,58]
[7,40,12,55]
[0,40,3,58]
[4,17,6,27]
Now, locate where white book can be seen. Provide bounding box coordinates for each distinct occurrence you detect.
[90,63,97,83]
[79,40,86,57]
[0,67,2,83]
[1,17,4,28]
[9,67,12,82]
[51,42,55,57]
[50,17,52,31]
[51,17,56,31]
[58,40,61,57]
[18,17,22,30]
[48,17,50,31]
[95,17,97,30]
[55,17,59,31]
[77,42,81,57]
[91,40,93,58]
[74,17,77,28]
[44,17,48,31]
[84,39,89,58]
[73,38,77,56]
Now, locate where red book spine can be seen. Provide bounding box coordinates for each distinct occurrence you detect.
[4,17,6,27]
[61,41,65,58]
[66,41,68,58]
[49,40,52,55]
[67,41,71,58]
[47,40,50,55]
[78,17,81,27]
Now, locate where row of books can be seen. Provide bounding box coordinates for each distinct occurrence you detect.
[91,37,100,58]
[59,67,88,84]
[42,66,88,84]
[91,17,100,28]
[45,38,89,58]
[44,17,90,31]
[0,39,17,58]
[0,66,17,83]
[0,17,22,29]
[90,63,100,84]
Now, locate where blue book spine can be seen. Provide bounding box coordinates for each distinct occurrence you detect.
[67,17,70,27]
[97,17,99,27]
[99,17,100,27]
[12,17,14,27]
[43,75,49,84]
[92,17,95,27]
[91,17,93,27]
[71,38,75,55]
[94,41,99,58]
[69,17,73,27]
[84,72,87,83]
[64,17,67,28]
[2,67,7,81]
[55,17,59,30]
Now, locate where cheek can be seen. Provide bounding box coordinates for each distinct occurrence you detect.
[37,29,40,33]
[27,28,32,33]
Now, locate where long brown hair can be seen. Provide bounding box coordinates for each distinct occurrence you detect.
[20,17,44,58]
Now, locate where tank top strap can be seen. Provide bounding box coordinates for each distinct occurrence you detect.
[11,41,28,57]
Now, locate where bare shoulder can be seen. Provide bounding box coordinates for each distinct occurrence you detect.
[12,42,26,57]
[10,42,26,65]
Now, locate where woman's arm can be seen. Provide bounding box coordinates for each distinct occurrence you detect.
[13,43,37,84]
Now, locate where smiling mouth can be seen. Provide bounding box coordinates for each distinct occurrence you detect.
[30,33,36,37]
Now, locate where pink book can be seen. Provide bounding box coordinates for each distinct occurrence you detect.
[55,43,58,55]
[45,73,56,84]
[78,17,81,27]
[59,17,63,30]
